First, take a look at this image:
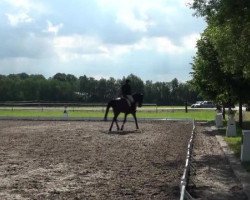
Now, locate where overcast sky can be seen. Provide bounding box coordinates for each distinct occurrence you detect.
[0,0,206,82]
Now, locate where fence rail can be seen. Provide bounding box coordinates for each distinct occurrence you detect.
[0,102,106,107]
[0,102,158,113]
[180,119,196,200]
[0,102,157,107]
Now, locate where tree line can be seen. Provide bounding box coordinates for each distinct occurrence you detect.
[190,0,250,127]
[0,73,199,105]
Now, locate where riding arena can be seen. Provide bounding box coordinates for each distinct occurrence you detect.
[0,119,193,199]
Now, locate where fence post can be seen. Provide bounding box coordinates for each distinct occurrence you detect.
[185,101,188,113]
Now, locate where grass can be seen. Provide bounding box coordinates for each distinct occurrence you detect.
[223,121,250,172]
[137,109,215,121]
[224,135,250,172]
[0,108,216,121]
[224,136,242,157]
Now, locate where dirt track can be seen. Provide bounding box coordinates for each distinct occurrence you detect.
[190,123,248,200]
[0,120,192,200]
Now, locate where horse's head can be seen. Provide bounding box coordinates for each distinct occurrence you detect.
[133,93,143,107]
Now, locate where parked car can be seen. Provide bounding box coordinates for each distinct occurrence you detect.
[191,101,203,108]
[191,101,215,108]
[201,101,215,108]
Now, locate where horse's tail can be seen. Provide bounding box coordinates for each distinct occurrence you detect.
[104,101,112,121]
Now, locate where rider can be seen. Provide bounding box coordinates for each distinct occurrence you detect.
[121,79,134,107]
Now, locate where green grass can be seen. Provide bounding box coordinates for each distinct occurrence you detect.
[224,121,250,172]
[224,135,250,172]
[137,110,215,121]
[0,109,105,118]
[0,108,216,121]
[224,136,242,157]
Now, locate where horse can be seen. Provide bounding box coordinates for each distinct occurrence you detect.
[103,93,143,131]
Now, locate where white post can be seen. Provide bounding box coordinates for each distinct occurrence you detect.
[241,130,250,162]
[63,106,68,118]
[226,114,236,137]
[215,113,223,128]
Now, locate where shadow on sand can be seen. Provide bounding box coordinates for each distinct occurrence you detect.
[100,129,142,135]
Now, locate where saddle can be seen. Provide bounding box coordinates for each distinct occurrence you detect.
[116,97,133,108]
[124,98,132,107]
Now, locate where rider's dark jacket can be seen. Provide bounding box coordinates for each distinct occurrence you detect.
[121,83,132,97]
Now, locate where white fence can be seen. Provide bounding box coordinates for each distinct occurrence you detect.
[180,120,196,200]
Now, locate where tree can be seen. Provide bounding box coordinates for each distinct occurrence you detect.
[192,31,229,100]
[191,0,250,127]
[0,72,199,106]
[191,30,235,118]
[53,73,67,82]
[106,77,119,100]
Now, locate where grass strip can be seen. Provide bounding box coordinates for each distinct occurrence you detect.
[0,109,216,121]
[224,122,250,172]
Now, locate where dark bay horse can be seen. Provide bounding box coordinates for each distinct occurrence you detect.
[103,93,143,131]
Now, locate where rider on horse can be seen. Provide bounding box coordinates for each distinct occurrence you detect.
[121,79,134,108]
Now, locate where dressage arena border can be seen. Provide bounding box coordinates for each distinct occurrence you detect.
[180,119,196,200]
[0,116,196,199]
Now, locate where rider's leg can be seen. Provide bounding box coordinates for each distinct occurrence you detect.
[127,95,134,103]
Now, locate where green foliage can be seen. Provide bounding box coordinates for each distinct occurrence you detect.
[0,73,200,105]
[191,31,228,103]
[191,0,250,92]
[191,0,250,126]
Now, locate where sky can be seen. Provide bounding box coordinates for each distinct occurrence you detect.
[0,0,206,82]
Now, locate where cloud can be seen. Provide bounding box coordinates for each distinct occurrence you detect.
[116,10,155,32]
[51,34,191,63]
[98,0,177,34]
[0,27,54,59]
[44,21,63,35]
[3,0,47,13]
[52,35,107,61]
[2,0,49,27]
[5,12,33,26]
[181,33,200,50]
[0,0,206,82]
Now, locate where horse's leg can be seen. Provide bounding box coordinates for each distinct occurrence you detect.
[114,113,120,131]
[109,117,115,132]
[132,113,139,129]
[104,102,111,121]
[115,121,120,131]
[109,112,120,131]
[121,113,128,130]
